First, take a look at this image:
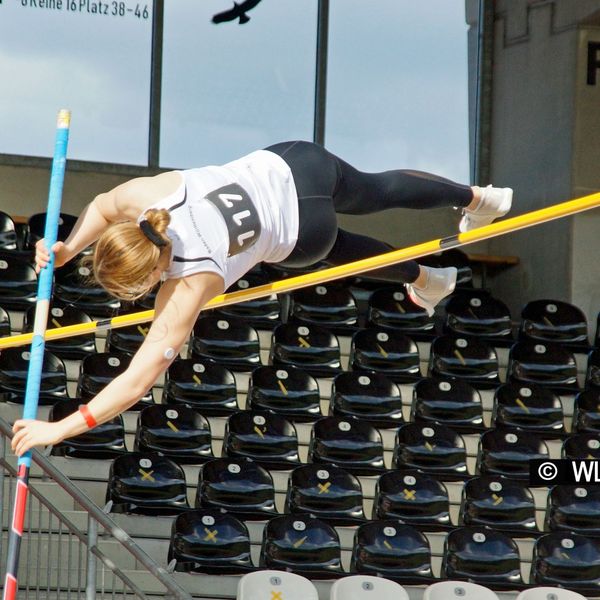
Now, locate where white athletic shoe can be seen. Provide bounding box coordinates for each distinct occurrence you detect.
[405,266,457,317]
[458,185,513,233]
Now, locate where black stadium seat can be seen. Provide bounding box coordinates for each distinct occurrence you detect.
[309,415,385,475]
[214,271,281,329]
[168,509,254,574]
[428,334,500,389]
[290,284,359,334]
[520,299,589,351]
[372,469,451,529]
[259,514,343,578]
[562,432,600,460]
[77,351,154,409]
[285,464,365,525]
[106,452,189,515]
[222,410,300,469]
[246,365,322,422]
[105,322,150,355]
[0,306,11,338]
[572,387,600,433]
[26,212,77,249]
[366,287,435,339]
[507,340,579,393]
[411,376,484,432]
[23,303,96,360]
[444,291,513,346]
[50,398,126,459]
[492,381,564,435]
[0,255,37,310]
[189,315,261,372]
[196,457,277,520]
[477,429,549,480]
[393,423,468,478]
[0,211,18,251]
[349,327,422,383]
[54,261,120,317]
[531,532,600,589]
[162,358,238,416]
[350,520,433,582]
[0,347,68,405]
[546,484,600,536]
[269,322,342,377]
[459,475,538,535]
[134,404,214,464]
[330,370,404,428]
[442,526,523,587]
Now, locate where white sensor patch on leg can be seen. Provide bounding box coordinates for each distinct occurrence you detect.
[164,347,175,360]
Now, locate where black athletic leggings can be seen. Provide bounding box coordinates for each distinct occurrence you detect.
[265,140,473,284]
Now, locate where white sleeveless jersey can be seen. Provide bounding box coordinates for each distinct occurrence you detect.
[139,150,299,288]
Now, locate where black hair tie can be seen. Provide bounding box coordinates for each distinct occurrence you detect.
[140,219,168,248]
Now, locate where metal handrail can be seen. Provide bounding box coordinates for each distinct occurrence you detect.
[0,416,192,600]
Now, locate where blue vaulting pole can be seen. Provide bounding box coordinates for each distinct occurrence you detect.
[3,109,71,600]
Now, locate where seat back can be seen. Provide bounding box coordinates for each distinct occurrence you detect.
[78,351,154,409]
[54,261,120,317]
[223,410,300,469]
[508,341,578,393]
[190,315,261,371]
[163,358,238,415]
[460,475,537,533]
[134,404,213,464]
[0,211,18,250]
[218,272,281,329]
[285,464,365,525]
[367,287,434,337]
[393,422,467,477]
[290,284,358,334]
[442,526,523,586]
[237,570,318,600]
[24,303,96,359]
[197,456,277,520]
[531,532,600,588]
[107,452,189,515]
[50,398,126,459]
[520,299,588,350]
[169,509,253,574]
[0,255,37,310]
[331,370,404,428]
[0,347,67,404]
[349,327,421,383]
[412,376,483,431]
[270,322,341,377]
[372,470,450,527]
[429,334,499,388]
[247,365,321,421]
[424,581,500,600]
[573,387,600,433]
[350,520,432,581]
[477,428,549,480]
[493,381,564,434]
[330,575,409,600]
[309,416,385,475]
[260,514,342,578]
[27,212,77,248]
[444,291,513,345]
[546,484,600,535]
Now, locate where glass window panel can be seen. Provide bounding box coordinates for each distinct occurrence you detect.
[160,0,317,169]
[0,0,153,165]
[326,0,469,182]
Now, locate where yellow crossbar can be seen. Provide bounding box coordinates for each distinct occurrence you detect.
[1,190,599,350]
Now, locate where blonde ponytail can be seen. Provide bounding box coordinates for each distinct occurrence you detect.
[81,209,172,301]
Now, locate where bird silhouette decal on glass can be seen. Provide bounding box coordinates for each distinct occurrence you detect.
[212,0,263,25]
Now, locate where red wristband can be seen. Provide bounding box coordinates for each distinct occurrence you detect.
[79,404,98,429]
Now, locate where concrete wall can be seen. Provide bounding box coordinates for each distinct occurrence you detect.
[467,0,600,330]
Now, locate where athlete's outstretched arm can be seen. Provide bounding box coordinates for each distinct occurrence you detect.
[34,171,181,272]
[11,271,225,456]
